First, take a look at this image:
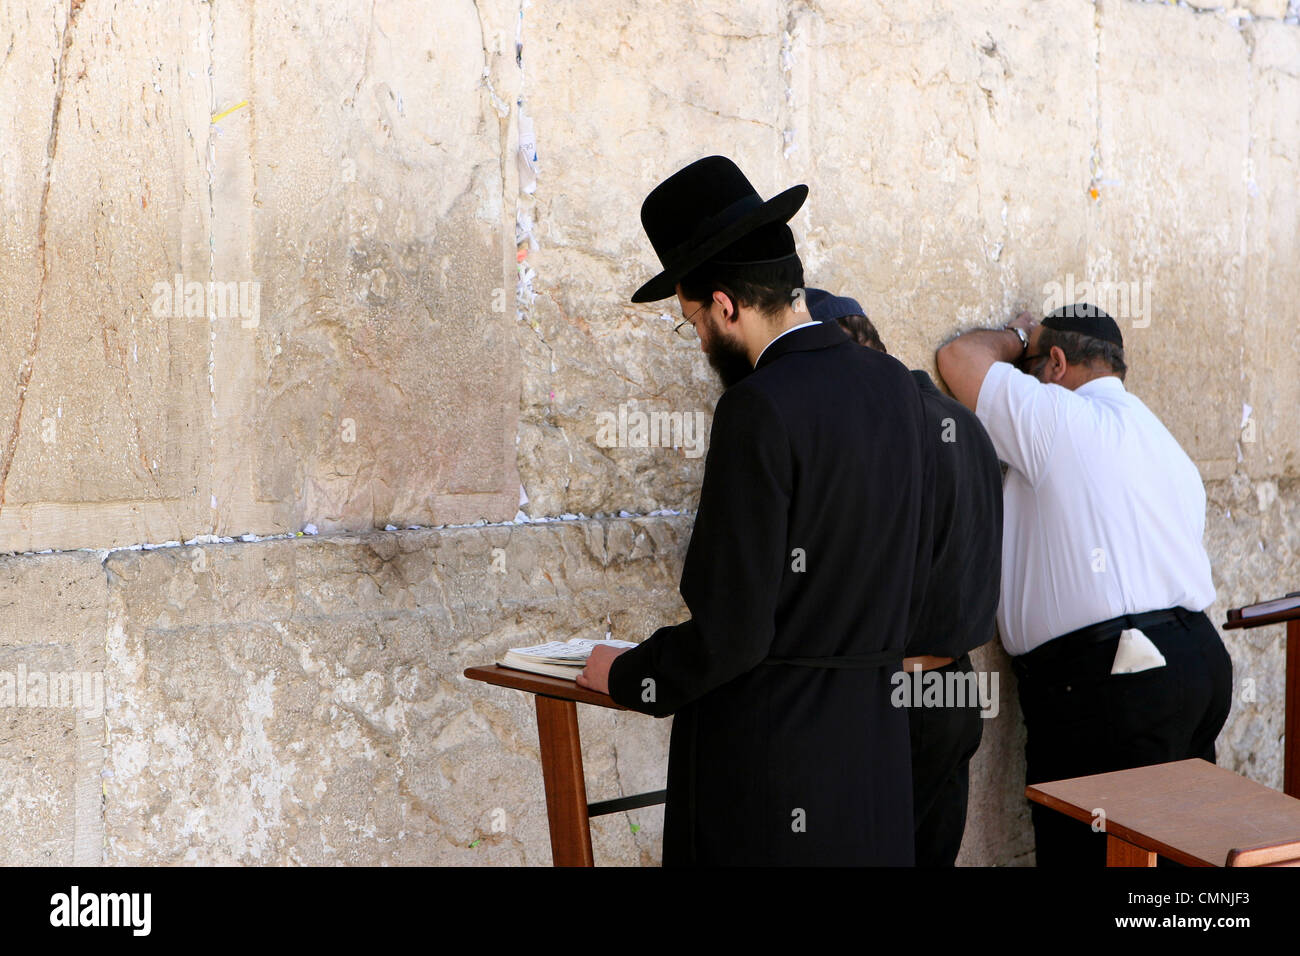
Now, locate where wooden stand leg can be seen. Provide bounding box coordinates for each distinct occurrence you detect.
[535,695,593,867]
[1107,834,1157,867]
[1286,620,1299,799]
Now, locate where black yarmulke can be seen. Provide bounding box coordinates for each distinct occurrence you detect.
[1042,303,1123,349]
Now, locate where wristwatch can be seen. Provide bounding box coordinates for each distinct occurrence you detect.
[1007,325,1029,354]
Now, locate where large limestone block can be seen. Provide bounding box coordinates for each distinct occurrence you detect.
[1094,2,1250,477]
[0,0,521,552]
[0,0,212,552]
[0,550,107,865]
[209,0,520,537]
[103,519,687,864]
[1240,20,1300,478]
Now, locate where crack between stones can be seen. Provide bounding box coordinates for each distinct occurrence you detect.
[0,510,697,565]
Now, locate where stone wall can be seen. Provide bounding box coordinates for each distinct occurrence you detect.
[0,0,1297,865]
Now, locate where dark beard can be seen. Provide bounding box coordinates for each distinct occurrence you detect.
[707,334,754,389]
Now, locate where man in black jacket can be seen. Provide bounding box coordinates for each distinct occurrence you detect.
[578,157,933,865]
[805,288,1003,866]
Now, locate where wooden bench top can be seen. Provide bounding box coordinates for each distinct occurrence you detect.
[1026,758,1300,866]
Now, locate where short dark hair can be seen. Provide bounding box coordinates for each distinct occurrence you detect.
[1038,327,1127,381]
[835,314,887,354]
[678,255,805,320]
[678,222,805,320]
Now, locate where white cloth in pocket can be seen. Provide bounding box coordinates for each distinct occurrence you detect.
[1110,628,1168,674]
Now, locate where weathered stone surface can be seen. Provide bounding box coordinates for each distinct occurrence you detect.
[795,0,1097,371]
[210,0,521,538]
[1240,19,1300,477]
[958,640,1033,866]
[1094,1,1252,480]
[1188,0,1289,17]
[3,484,1294,866]
[0,0,211,552]
[0,0,1296,868]
[1250,0,1291,19]
[0,0,520,552]
[1206,476,1300,789]
[102,520,686,864]
[0,551,106,865]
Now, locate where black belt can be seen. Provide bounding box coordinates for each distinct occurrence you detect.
[763,649,903,669]
[1017,606,1193,673]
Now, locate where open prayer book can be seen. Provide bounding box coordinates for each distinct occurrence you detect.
[499,637,638,681]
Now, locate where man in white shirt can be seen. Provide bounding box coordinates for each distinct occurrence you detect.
[935,303,1233,867]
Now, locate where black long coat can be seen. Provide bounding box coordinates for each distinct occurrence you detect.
[608,321,932,865]
[906,370,1003,658]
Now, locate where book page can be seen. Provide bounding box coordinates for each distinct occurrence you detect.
[506,638,636,662]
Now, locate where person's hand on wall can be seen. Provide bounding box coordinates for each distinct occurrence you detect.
[1007,310,1043,369]
[1007,309,1038,337]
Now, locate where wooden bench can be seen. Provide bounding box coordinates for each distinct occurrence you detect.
[1027,758,1300,866]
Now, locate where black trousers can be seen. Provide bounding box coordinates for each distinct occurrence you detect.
[1011,609,1233,867]
[906,653,985,867]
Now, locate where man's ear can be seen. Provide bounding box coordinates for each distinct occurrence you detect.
[714,289,737,323]
[1045,345,1069,383]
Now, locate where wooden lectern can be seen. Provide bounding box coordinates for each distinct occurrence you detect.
[463,664,665,866]
[1224,591,1300,798]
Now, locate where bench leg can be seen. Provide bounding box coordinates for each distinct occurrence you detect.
[535,695,594,867]
[1285,620,1298,798]
[1107,834,1157,867]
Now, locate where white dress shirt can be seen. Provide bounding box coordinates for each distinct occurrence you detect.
[975,361,1215,656]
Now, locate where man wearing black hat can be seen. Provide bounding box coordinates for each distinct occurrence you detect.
[577,156,933,865]
[936,304,1231,867]
[805,289,1003,867]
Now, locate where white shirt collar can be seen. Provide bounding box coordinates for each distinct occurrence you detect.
[1074,374,1126,397]
[755,321,822,367]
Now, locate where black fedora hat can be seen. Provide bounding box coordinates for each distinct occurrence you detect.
[631,156,808,303]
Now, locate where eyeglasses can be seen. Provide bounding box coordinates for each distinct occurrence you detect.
[674,301,708,340]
